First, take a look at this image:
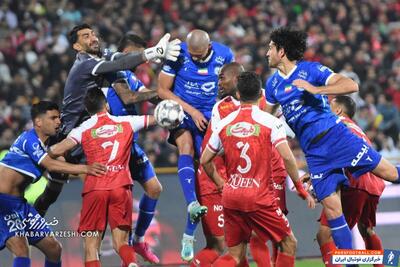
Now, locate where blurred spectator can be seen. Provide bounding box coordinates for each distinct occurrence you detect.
[0,0,399,167]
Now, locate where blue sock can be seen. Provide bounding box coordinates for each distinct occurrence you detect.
[135,194,158,239]
[328,215,353,249]
[184,212,198,236]
[393,166,400,184]
[44,259,61,267]
[178,154,197,205]
[13,257,30,267]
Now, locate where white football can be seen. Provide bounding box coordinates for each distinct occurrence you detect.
[154,100,185,129]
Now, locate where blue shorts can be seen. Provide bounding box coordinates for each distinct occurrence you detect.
[168,111,211,158]
[129,142,156,183]
[305,122,382,201]
[0,193,51,250]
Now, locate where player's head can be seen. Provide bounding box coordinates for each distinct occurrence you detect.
[118,32,147,53]
[186,29,211,62]
[31,101,60,136]
[267,27,307,67]
[236,71,261,103]
[84,88,109,115]
[330,95,356,119]
[68,23,100,55]
[218,62,245,99]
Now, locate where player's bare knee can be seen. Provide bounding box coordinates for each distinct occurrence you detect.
[280,234,297,256]
[44,238,62,260]
[316,225,331,246]
[7,238,29,257]
[145,178,162,199]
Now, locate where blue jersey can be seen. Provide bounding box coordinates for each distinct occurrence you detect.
[0,129,48,181]
[265,61,337,150]
[102,70,145,141]
[161,42,234,114]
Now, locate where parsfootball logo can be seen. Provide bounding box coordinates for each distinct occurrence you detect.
[227,122,259,138]
[91,124,122,138]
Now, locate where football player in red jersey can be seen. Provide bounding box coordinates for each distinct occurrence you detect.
[50,88,158,267]
[316,95,385,267]
[201,72,315,267]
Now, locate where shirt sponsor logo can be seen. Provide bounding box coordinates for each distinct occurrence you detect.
[298,70,308,79]
[227,173,260,189]
[351,144,369,167]
[91,124,123,138]
[32,143,44,158]
[226,122,260,138]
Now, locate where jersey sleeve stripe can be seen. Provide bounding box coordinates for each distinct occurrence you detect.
[325,73,335,85]
[161,70,176,77]
[91,60,105,76]
[207,144,219,153]
[273,138,287,147]
[266,100,276,106]
[37,152,48,165]
[68,136,80,145]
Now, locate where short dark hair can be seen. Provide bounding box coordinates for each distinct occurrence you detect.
[31,101,59,121]
[270,27,307,61]
[84,88,107,115]
[68,23,92,46]
[333,95,356,119]
[117,33,147,52]
[237,71,261,102]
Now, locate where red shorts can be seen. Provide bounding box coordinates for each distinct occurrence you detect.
[199,193,224,237]
[319,187,379,229]
[223,205,292,247]
[78,186,133,232]
[273,176,288,215]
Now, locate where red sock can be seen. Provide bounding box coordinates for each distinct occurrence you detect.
[118,245,136,266]
[275,251,294,267]
[249,235,271,267]
[85,260,101,267]
[212,254,237,267]
[190,248,219,267]
[320,241,340,267]
[364,234,384,267]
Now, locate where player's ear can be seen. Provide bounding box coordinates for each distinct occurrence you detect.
[72,42,81,52]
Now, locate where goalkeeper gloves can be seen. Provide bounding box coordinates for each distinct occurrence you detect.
[144,33,181,62]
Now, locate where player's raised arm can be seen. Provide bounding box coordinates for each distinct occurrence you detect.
[113,79,158,105]
[93,33,181,75]
[293,73,359,95]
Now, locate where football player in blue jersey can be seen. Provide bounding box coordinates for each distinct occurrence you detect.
[158,29,234,261]
[264,27,400,251]
[0,101,106,267]
[102,33,161,264]
[34,24,180,218]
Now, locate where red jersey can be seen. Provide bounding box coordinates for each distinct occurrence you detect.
[207,104,287,212]
[197,93,287,196]
[68,112,149,194]
[340,116,385,196]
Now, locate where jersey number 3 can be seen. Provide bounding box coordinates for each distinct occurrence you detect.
[236,141,251,174]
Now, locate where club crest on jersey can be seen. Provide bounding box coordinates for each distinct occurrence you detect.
[226,122,260,137]
[91,124,123,138]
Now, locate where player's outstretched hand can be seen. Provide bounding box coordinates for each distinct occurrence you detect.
[293,79,319,94]
[306,193,316,209]
[87,162,107,176]
[191,109,208,131]
[144,33,170,62]
[166,38,181,61]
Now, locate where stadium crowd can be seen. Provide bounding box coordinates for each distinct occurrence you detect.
[0,0,400,167]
